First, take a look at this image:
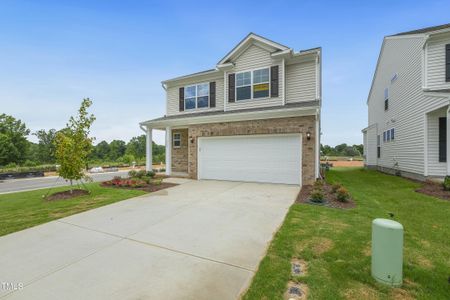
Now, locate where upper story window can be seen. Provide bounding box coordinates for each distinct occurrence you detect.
[236,68,270,101]
[184,83,209,110]
[384,88,389,111]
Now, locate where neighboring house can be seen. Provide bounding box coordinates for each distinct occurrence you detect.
[140,33,321,185]
[363,24,450,180]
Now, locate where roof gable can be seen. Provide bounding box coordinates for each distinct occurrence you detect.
[217,33,290,65]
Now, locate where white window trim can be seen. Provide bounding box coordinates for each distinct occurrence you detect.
[184,82,210,110]
[173,133,181,148]
[383,128,395,143]
[235,67,271,101]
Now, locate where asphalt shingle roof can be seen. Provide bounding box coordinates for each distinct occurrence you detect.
[392,23,450,36]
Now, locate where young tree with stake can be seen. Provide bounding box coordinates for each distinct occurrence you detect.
[55,98,96,193]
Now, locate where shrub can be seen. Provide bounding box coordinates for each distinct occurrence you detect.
[135,170,147,178]
[128,170,137,178]
[336,187,350,202]
[443,176,450,191]
[113,176,122,181]
[146,170,155,178]
[331,182,342,193]
[310,188,325,203]
[23,160,38,167]
[314,180,324,188]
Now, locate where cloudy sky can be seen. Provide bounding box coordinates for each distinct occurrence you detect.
[1,0,450,146]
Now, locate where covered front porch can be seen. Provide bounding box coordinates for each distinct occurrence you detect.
[138,125,189,178]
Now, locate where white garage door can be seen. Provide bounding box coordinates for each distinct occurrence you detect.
[198,134,302,185]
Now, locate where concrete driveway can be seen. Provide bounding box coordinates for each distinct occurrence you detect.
[0,179,299,300]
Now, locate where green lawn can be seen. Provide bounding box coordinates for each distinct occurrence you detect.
[243,168,450,300]
[0,183,146,237]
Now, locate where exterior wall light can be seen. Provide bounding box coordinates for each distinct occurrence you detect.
[306,131,311,140]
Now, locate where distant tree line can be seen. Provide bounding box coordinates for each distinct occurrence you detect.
[0,113,164,168]
[320,143,363,157]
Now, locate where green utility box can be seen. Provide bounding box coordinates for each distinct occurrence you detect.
[371,218,403,287]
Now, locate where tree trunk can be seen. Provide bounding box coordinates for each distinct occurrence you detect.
[70,179,73,194]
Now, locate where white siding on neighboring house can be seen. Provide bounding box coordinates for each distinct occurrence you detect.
[427,107,447,176]
[226,43,283,111]
[166,76,224,116]
[365,125,378,166]
[426,34,450,90]
[285,60,317,103]
[367,36,449,176]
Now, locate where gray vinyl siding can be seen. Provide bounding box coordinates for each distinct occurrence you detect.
[367,36,449,176]
[285,61,317,103]
[427,107,447,176]
[225,44,283,111]
[166,76,224,116]
[426,35,450,89]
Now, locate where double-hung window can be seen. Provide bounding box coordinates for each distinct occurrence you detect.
[173,133,181,148]
[236,68,270,101]
[184,83,209,110]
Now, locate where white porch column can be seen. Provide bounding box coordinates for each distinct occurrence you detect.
[165,126,172,176]
[447,108,450,175]
[145,127,152,171]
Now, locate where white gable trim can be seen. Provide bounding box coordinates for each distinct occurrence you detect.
[217,33,289,65]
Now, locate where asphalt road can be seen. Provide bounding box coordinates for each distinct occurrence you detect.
[0,171,130,194]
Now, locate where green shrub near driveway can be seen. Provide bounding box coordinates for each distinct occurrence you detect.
[243,168,450,300]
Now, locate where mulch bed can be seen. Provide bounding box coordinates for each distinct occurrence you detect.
[296,183,356,209]
[46,189,90,201]
[416,181,450,201]
[101,182,178,193]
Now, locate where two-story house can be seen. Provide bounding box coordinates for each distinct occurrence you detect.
[140,33,321,185]
[363,24,450,180]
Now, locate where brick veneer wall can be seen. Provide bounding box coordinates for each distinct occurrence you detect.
[187,116,317,185]
[171,128,188,173]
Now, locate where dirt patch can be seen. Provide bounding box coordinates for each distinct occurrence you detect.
[311,237,334,255]
[414,254,434,269]
[343,284,379,300]
[296,184,356,209]
[362,242,371,257]
[46,189,89,201]
[416,181,450,201]
[321,160,364,167]
[291,258,308,276]
[284,281,308,300]
[390,288,415,300]
[101,182,177,193]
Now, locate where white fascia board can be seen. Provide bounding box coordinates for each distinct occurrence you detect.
[142,106,319,129]
[361,123,377,133]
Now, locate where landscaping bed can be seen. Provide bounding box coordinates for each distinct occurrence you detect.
[46,189,90,201]
[101,170,177,193]
[416,180,450,201]
[296,180,355,209]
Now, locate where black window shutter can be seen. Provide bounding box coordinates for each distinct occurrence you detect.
[209,82,216,108]
[439,117,447,162]
[446,44,450,82]
[228,74,235,103]
[179,87,184,111]
[270,65,279,97]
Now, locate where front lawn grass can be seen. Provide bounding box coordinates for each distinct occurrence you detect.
[243,168,450,300]
[0,183,146,237]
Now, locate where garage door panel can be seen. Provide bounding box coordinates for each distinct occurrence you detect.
[198,134,301,185]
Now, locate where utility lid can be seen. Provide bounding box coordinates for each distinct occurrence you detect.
[373,218,403,230]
